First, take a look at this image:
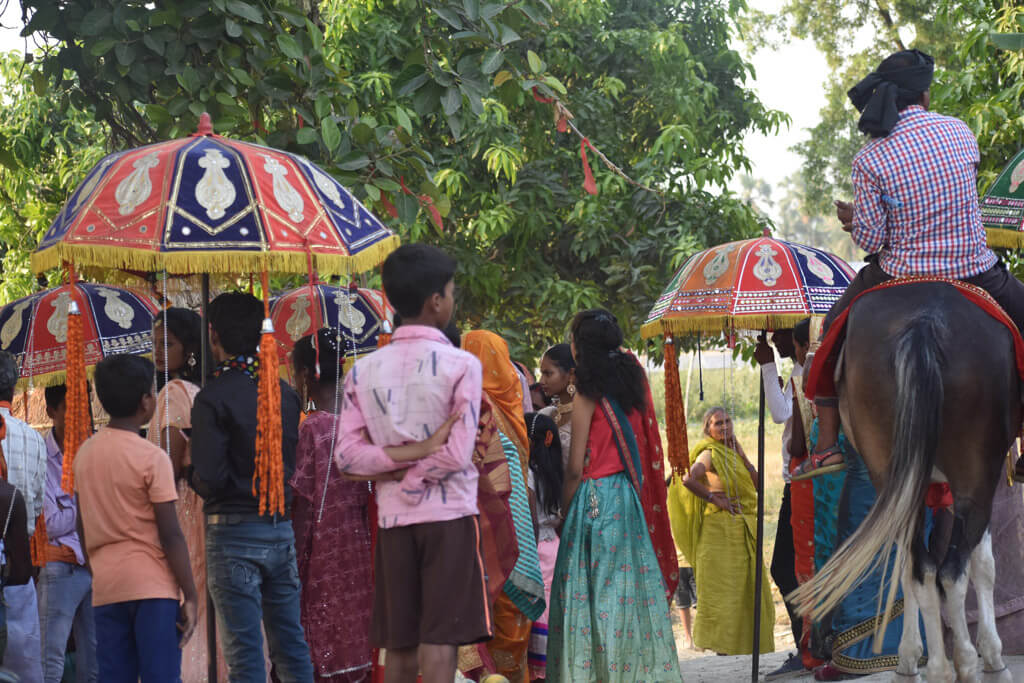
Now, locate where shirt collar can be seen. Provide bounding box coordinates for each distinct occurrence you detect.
[896,104,927,124]
[391,325,453,346]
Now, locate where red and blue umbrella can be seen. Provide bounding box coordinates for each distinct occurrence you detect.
[32,114,398,278]
[0,283,160,389]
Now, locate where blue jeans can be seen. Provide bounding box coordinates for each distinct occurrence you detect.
[94,598,181,683]
[206,520,313,682]
[37,562,97,683]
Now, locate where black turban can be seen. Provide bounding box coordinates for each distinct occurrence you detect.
[847,50,935,138]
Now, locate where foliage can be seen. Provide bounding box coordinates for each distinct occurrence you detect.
[3,0,783,359]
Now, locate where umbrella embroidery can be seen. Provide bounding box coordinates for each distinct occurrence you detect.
[752,244,783,286]
[703,244,736,285]
[335,290,367,335]
[115,152,161,216]
[286,297,312,341]
[306,161,343,206]
[195,148,236,220]
[1,301,30,349]
[795,247,834,285]
[262,155,305,223]
[1011,159,1024,193]
[47,292,73,343]
[72,156,117,213]
[96,288,136,329]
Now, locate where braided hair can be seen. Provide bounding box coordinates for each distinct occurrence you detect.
[526,411,563,516]
[570,308,646,413]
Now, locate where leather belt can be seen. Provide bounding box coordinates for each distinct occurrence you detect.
[206,513,288,525]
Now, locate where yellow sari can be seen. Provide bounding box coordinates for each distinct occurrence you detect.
[667,436,775,655]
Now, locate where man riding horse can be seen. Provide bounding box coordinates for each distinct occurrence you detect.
[797,48,1024,483]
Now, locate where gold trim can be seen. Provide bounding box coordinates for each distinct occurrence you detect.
[986,227,1024,249]
[640,313,821,339]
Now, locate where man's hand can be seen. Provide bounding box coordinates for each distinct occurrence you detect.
[753,337,774,366]
[178,596,198,647]
[835,200,854,232]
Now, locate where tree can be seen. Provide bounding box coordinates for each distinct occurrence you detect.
[4,0,783,359]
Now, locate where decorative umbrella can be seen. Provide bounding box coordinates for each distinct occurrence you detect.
[270,284,393,370]
[0,283,159,389]
[642,230,857,338]
[32,114,398,278]
[979,147,1024,249]
[642,229,857,681]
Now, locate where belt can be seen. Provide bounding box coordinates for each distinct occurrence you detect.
[206,513,289,526]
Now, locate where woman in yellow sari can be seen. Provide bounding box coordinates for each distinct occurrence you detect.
[669,406,775,655]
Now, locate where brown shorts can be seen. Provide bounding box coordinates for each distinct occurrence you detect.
[371,515,493,650]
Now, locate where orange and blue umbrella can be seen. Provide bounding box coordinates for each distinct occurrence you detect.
[0,283,160,389]
[32,114,398,278]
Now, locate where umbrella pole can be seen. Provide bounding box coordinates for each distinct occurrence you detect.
[752,365,766,681]
[200,274,219,683]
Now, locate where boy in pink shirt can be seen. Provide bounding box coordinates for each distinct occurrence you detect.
[336,244,489,683]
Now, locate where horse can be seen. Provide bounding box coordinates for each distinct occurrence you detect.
[791,281,1020,682]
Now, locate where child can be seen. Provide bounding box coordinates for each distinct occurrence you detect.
[524,411,563,681]
[73,355,197,683]
[336,244,488,683]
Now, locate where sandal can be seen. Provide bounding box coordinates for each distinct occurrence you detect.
[792,446,847,481]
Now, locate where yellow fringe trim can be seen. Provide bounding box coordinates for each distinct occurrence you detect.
[641,313,821,339]
[15,354,152,391]
[985,228,1024,250]
[31,235,401,278]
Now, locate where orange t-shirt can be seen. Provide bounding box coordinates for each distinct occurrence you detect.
[73,427,180,607]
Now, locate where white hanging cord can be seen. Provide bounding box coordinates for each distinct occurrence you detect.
[317,278,353,523]
[161,271,171,455]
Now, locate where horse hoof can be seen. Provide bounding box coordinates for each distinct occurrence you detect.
[890,673,920,683]
[982,667,1013,683]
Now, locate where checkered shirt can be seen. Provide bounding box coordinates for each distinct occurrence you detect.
[0,406,46,535]
[851,105,997,278]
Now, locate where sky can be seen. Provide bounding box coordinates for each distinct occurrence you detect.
[0,0,828,201]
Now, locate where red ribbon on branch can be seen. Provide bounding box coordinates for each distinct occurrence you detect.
[580,138,598,195]
[399,176,443,232]
[531,86,553,104]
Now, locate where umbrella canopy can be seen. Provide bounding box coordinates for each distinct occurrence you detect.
[642,231,856,338]
[0,283,160,389]
[32,114,399,278]
[979,147,1024,249]
[271,284,393,369]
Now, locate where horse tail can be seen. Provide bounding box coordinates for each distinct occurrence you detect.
[791,311,943,642]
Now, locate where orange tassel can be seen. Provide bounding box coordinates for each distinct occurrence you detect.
[254,271,285,516]
[377,318,393,348]
[664,338,689,475]
[62,277,90,494]
[30,513,48,567]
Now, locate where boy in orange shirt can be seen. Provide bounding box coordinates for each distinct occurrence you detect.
[73,355,197,683]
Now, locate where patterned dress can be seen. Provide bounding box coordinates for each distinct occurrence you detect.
[291,410,374,682]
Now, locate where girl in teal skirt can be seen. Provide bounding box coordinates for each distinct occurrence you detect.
[546,309,681,682]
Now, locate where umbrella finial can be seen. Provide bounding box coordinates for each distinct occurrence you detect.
[762,226,771,238]
[196,112,214,136]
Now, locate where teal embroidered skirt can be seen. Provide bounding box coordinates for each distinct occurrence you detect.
[546,474,681,682]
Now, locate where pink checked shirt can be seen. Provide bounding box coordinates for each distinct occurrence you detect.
[851,105,997,278]
[335,325,482,529]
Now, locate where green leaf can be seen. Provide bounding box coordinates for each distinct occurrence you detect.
[296,127,318,145]
[527,50,544,73]
[338,154,371,171]
[351,122,374,145]
[542,75,567,94]
[481,49,504,74]
[442,86,461,115]
[115,43,135,66]
[446,111,463,139]
[433,6,463,30]
[321,117,342,151]
[276,34,304,60]
[315,94,331,120]
[463,0,480,21]
[31,70,47,97]
[226,1,263,23]
[143,33,166,55]
[230,67,255,87]
[394,106,413,133]
[989,32,1024,51]
[397,72,429,96]
[499,25,521,45]
[374,178,401,192]
[481,3,505,19]
[395,194,419,225]
[79,9,111,36]
[225,18,243,38]
[89,39,118,56]
[176,66,201,94]
[364,184,381,201]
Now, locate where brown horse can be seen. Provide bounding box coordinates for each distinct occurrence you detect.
[791,282,1020,682]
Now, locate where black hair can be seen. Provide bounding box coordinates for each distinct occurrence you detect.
[94,354,155,418]
[208,292,263,356]
[0,350,17,402]
[793,318,811,346]
[443,319,461,348]
[529,382,552,408]
[879,51,928,110]
[526,411,563,517]
[44,385,68,411]
[293,328,346,386]
[381,244,456,319]
[542,343,576,372]
[155,307,207,387]
[570,309,646,413]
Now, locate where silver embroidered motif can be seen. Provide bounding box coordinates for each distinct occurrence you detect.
[73,156,116,212]
[795,247,834,285]
[47,292,73,343]
[752,244,783,286]
[334,290,367,335]
[703,244,736,285]
[195,149,236,220]
[115,152,160,216]
[0,301,30,349]
[262,155,305,223]
[286,297,312,341]
[96,288,135,329]
[307,161,342,206]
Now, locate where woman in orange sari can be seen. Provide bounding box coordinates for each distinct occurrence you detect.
[463,331,544,683]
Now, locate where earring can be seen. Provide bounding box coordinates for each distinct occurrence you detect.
[187,353,197,368]
[567,383,576,397]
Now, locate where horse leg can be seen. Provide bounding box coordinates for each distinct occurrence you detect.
[937,511,978,683]
[912,532,954,683]
[969,530,1010,681]
[893,555,923,681]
